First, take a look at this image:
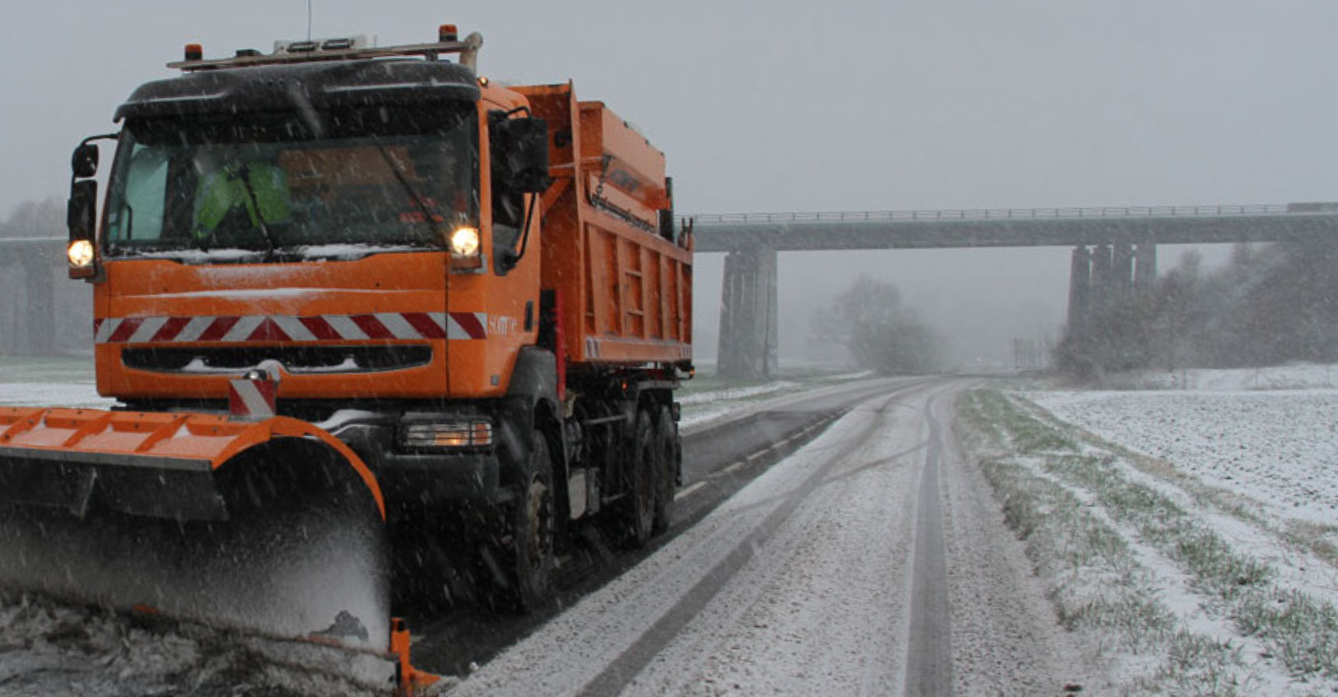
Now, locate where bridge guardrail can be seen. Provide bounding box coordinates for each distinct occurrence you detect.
[687,203,1299,225]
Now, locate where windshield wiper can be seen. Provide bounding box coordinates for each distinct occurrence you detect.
[371,136,444,242]
[236,164,277,260]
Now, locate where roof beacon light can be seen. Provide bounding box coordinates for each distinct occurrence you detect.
[184,43,203,61]
[439,25,459,43]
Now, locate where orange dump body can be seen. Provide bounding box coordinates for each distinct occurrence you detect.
[519,84,693,368]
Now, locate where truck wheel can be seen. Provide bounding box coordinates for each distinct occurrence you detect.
[652,407,677,534]
[625,409,657,548]
[511,431,555,610]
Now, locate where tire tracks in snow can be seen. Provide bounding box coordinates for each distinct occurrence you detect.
[579,382,934,696]
[447,379,941,697]
[903,391,954,697]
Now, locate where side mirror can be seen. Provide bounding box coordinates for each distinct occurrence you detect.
[67,180,99,279]
[68,180,97,241]
[69,140,101,246]
[72,142,99,179]
[66,134,117,281]
[492,116,551,195]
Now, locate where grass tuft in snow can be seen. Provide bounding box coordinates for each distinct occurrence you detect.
[963,387,1338,690]
[1041,453,1275,602]
[1237,587,1338,676]
[1129,630,1248,697]
[957,389,1255,692]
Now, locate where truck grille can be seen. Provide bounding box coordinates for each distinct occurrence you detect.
[121,345,433,374]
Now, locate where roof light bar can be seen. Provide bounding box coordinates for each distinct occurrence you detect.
[167,27,482,72]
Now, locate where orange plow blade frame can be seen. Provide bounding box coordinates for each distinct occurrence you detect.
[0,406,444,695]
[0,406,385,521]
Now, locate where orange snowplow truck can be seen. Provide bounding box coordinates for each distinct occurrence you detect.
[0,25,690,692]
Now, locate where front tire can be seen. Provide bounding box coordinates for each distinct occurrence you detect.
[508,431,555,611]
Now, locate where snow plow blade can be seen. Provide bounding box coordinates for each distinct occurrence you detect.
[0,407,384,521]
[0,406,441,695]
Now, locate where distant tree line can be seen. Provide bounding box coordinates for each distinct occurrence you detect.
[810,275,943,374]
[1057,240,1338,376]
[1,196,64,239]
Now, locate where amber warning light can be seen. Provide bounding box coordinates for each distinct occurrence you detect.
[184,43,203,61]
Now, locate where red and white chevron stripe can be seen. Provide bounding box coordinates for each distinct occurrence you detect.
[229,376,277,420]
[93,312,489,344]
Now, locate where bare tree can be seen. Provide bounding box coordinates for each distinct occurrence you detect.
[811,275,942,374]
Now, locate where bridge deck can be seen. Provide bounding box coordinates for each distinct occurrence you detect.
[688,204,1338,252]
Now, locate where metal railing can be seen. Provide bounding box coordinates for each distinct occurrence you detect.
[689,203,1300,225]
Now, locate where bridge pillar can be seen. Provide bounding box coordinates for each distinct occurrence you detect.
[1090,244,1113,315]
[1134,243,1158,290]
[1113,243,1134,298]
[717,246,778,380]
[1066,246,1091,342]
[27,258,55,355]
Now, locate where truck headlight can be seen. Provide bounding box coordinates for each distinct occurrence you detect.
[449,226,480,257]
[399,420,493,450]
[448,226,483,272]
[67,240,95,268]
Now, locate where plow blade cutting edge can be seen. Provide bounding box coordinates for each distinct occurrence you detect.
[0,407,439,695]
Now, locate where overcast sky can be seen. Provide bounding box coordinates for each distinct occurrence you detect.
[4,2,1336,367]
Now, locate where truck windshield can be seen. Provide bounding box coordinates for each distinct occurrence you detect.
[104,103,478,260]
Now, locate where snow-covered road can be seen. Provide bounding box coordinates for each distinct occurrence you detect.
[444,379,1085,696]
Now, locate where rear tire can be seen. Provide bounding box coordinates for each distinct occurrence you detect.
[625,409,657,548]
[652,406,678,535]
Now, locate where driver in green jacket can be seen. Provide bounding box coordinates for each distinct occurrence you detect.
[193,156,290,242]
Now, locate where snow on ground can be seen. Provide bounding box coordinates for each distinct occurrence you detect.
[0,381,114,409]
[1005,365,1338,692]
[1097,362,1338,392]
[678,371,873,433]
[0,356,110,409]
[1033,365,1338,528]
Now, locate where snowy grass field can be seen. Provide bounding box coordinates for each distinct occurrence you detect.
[958,364,1338,695]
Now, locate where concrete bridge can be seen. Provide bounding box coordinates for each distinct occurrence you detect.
[692,203,1338,379]
[5,203,1338,376]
